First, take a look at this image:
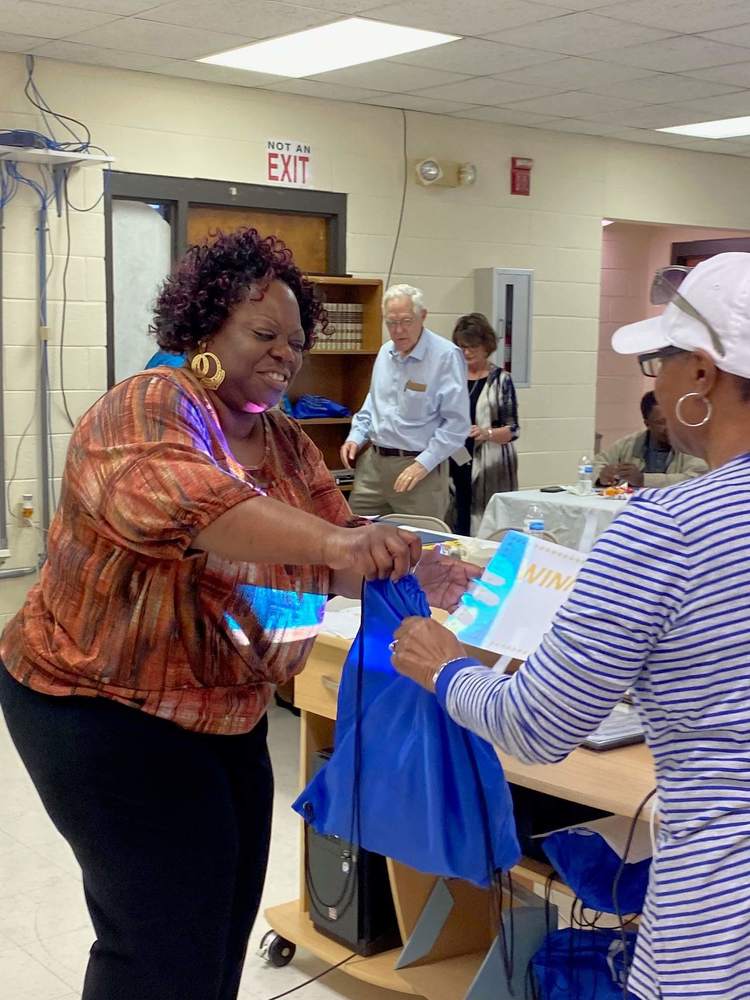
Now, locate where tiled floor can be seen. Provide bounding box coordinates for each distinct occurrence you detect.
[0,703,406,1000]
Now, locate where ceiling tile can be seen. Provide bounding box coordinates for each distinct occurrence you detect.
[29,40,175,70]
[64,19,249,60]
[535,116,623,134]
[702,22,750,48]
[308,62,469,93]
[30,0,160,12]
[660,90,750,117]
[525,0,614,7]
[447,106,558,125]
[688,63,750,88]
[599,35,750,71]
[501,90,640,117]
[591,72,743,103]
[608,127,701,145]
[494,56,654,89]
[358,93,477,114]
[263,79,387,103]
[0,0,119,39]
[586,103,721,128]
[596,0,750,35]
[151,60,284,88]
[410,76,556,104]
[297,0,376,9]
[390,38,559,76]
[139,0,335,38]
[0,29,42,51]
[484,12,673,55]
[363,0,566,36]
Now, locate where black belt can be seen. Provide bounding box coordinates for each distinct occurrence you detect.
[372,445,420,458]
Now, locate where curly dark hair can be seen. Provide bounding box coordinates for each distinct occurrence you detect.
[452,312,498,355]
[151,226,326,353]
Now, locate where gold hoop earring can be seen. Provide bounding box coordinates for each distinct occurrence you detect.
[675,392,712,428]
[191,347,225,391]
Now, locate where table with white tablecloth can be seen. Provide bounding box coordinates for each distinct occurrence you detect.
[477,488,630,552]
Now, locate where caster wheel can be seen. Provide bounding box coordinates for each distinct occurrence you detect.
[259,930,296,967]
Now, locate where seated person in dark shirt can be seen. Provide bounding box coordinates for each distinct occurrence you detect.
[594,391,707,488]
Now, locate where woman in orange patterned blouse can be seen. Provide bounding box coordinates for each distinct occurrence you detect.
[0,228,477,1000]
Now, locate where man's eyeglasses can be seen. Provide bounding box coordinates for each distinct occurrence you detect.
[385,316,417,330]
[637,346,686,378]
[651,265,725,357]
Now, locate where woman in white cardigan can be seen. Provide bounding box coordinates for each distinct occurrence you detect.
[449,313,520,536]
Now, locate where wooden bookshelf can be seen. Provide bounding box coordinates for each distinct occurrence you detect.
[291,276,382,473]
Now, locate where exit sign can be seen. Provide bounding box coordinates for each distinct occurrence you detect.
[266,139,312,186]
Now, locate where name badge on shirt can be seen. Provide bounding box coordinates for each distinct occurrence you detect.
[405,380,427,392]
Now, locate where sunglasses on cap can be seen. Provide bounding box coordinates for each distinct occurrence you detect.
[638,346,686,378]
[651,265,725,357]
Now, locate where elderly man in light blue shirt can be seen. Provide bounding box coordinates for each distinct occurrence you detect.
[341,284,470,519]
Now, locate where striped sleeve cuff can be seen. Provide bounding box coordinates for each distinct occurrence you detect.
[434,657,483,708]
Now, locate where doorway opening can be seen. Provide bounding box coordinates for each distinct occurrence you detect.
[596,221,750,454]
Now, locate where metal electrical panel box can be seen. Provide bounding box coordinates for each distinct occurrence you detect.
[474,268,533,388]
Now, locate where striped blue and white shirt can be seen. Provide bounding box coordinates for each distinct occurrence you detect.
[436,454,750,1000]
[347,329,469,473]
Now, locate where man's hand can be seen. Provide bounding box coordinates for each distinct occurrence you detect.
[468,424,485,440]
[414,548,482,613]
[616,463,644,487]
[394,461,429,493]
[390,616,465,690]
[598,463,620,486]
[322,523,421,582]
[340,441,359,469]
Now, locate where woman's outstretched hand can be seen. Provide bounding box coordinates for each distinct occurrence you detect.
[323,524,422,581]
[390,616,466,690]
[413,547,482,612]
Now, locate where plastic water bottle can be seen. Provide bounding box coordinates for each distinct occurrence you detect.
[578,454,594,495]
[523,504,545,538]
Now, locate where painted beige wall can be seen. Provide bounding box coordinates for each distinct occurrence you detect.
[3,51,750,616]
[597,223,750,450]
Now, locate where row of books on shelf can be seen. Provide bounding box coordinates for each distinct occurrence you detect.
[314,302,364,351]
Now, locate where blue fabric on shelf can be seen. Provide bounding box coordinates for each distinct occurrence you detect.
[292,575,519,886]
[531,928,638,1000]
[291,395,350,419]
[543,827,651,916]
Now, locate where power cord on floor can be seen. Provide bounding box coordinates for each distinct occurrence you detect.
[262,953,355,999]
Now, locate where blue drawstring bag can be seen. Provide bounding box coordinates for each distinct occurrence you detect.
[543,827,651,915]
[292,395,350,419]
[293,576,520,886]
[531,928,638,1000]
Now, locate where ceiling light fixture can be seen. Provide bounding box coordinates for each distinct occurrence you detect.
[200,18,459,78]
[657,116,750,139]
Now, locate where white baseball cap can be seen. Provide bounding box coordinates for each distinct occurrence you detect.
[612,252,750,379]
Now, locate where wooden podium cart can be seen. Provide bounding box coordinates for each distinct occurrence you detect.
[264,628,655,999]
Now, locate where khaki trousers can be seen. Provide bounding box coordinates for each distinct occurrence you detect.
[348,448,449,520]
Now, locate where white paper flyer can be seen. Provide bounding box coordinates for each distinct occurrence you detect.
[444,530,587,660]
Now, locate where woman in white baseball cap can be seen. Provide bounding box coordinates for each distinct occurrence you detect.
[613,251,750,468]
[388,252,750,999]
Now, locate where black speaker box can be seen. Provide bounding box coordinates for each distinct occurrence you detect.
[304,749,401,956]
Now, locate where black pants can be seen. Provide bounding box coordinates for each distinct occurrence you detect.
[0,665,273,1000]
[449,458,472,536]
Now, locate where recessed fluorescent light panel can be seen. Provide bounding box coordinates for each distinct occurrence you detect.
[200,18,459,78]
[658,116,750,139]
